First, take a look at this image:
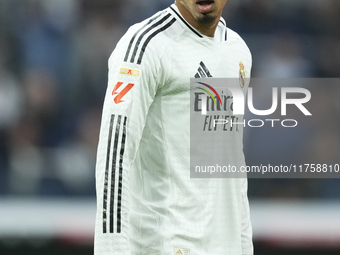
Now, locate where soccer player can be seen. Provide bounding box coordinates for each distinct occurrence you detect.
[94,0,253,254]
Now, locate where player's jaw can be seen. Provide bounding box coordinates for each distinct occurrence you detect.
[176,0,227,35]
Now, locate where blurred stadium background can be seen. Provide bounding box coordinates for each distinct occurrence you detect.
[0,0,339,254]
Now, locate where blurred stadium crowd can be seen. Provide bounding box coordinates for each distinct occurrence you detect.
[0,0,339,198]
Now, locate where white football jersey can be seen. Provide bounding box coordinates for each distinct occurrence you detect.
[95,4,253,255]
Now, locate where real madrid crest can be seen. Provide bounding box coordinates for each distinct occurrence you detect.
[239,61,245,88]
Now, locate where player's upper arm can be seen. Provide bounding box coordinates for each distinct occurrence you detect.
[101,25,166,159]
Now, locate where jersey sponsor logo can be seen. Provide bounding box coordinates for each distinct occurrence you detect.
[192,79,243,132]
[119,67,140,76]
[195,82,223,115]
[239,61,245,88]
[173,247,190,255]
[112,81,135,104]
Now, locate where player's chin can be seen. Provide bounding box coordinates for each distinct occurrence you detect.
[195,13,217,24]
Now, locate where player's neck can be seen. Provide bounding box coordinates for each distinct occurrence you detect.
[175,2,220,37]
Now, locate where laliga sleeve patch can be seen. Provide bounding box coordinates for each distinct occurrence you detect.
[112,82,135,104]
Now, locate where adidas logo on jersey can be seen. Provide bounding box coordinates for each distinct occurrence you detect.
[194,61,213,78]
[173,247,190,255]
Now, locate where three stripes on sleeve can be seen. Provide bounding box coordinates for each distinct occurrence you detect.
[102,114,127,234]
[101,8,180,235]
[123,12,176,65]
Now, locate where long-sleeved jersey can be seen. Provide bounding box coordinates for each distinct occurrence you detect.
[94,4,253,255]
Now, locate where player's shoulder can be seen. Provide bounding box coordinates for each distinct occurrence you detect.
[127,8,177,38]
[226,27,249,49]
[115,8,179,66]
[226,27,252,60]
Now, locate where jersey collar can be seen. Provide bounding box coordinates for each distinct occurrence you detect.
[169,4,227,42]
